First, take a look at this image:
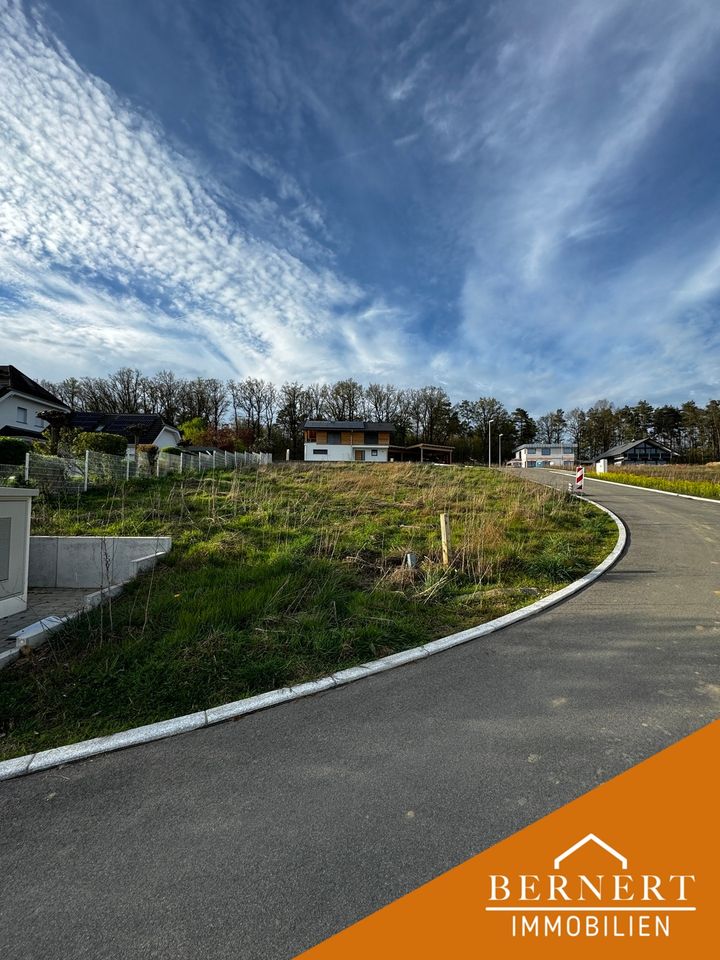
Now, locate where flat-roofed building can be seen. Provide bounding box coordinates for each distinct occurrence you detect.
[303,421,394,462]
[508,443,575,468]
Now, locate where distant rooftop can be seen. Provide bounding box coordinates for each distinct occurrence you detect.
[513,442,573,451]
[303,420,395,431]
[68,412,179,444]
[595,437,677,460]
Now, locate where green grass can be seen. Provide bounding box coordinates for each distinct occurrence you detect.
[587,465,720,499]
[0,463,617,760]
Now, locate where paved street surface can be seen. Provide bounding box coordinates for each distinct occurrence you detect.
[1,476,719,959]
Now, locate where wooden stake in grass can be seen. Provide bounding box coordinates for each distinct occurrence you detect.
[440,511,451,567]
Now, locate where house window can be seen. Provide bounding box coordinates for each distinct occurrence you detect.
[327,431,341,444]
[16,407,27,424]
[527,460,536,467]
[306,430,317,442]
[371,449,378,456]
[541,447,551,456]
[35,413,46,427]
[563,446,574,454]
[313,449,328,455]
[526,448,536,454]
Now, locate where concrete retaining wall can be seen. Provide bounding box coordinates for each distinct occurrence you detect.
[28,536,172,588]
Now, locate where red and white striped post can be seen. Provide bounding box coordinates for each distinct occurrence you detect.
[575,465,584,493]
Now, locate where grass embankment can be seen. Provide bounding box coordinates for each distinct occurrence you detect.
[0,464,617,760]
[587,464,720,500]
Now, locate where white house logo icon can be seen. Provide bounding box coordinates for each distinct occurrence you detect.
[486,832,696,940]
[553,833,628,871]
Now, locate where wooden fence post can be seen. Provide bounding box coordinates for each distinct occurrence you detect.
[440,512,451,567]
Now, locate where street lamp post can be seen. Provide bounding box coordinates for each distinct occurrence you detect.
[498,433,503,467]
[487,419,494,468]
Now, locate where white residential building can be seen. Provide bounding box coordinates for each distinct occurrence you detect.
[509,443,576,468]
[0,365,70,440]
[303,421,394,462]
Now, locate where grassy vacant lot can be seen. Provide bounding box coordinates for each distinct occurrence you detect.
[0,464,617,760]
[587,464,720,499]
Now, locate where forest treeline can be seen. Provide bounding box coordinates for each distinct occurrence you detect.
[41,368,720,463]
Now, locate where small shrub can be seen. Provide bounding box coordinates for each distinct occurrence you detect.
[161,446,183,455]
[73,432,128,457]
[0,437,30,466]
[0,437,28,465]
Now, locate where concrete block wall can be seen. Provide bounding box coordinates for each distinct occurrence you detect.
[28,536,172,589]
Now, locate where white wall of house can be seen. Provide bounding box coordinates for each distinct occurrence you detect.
[510,445,575,468]
[0,393,67,437]
[304,443,389,462]
[127,426,182,455]
[153,426,182,450]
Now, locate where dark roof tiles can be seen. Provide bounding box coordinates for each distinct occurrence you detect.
[596,437,676,459]
[303,420,395,431]
[0,365,68,408]
[68,412,179,444]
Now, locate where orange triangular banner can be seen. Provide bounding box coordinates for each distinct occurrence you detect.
[299,719,719,958]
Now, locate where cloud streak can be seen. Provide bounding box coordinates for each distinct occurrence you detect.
[405,0,720,407]
[0,0,413,384]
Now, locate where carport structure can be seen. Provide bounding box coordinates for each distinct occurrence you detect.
[388,442,454,464]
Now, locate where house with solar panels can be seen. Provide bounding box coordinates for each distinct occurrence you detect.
[68,412,181,454]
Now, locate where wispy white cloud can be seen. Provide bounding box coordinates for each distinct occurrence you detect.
[0,0,413,384]
[419,0,720,407]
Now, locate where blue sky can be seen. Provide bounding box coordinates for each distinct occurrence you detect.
[1,0,720,413]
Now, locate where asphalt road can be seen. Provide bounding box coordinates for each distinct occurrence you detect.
[1,475,719,959]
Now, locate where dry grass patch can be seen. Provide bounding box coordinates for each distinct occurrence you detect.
[588,463,720,499]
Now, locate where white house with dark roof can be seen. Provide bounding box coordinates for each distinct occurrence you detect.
[594,437,677,469]
[67,412,181,454]
[0,365,70,440]
[303,421,394,462]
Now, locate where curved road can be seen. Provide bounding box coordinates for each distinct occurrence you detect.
[1,476,719,959]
